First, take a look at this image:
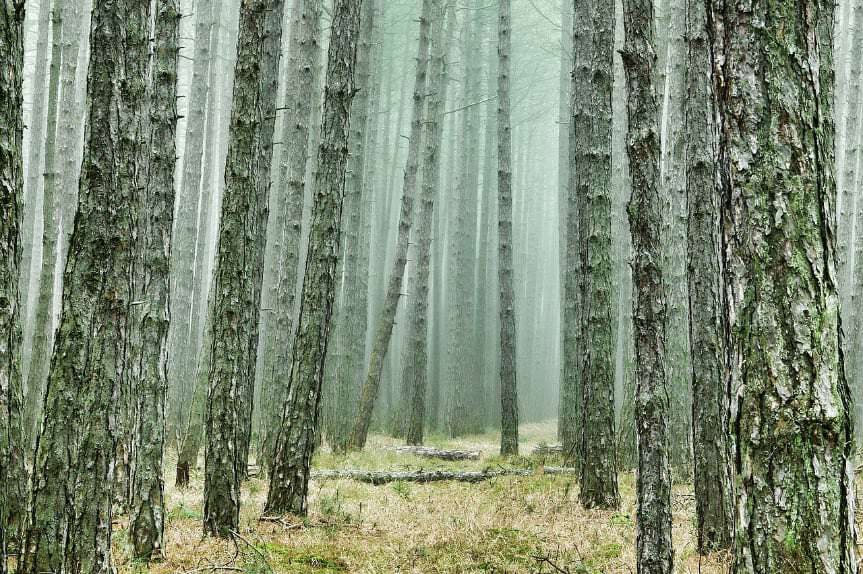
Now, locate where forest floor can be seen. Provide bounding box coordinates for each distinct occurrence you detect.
[114,421,733,574]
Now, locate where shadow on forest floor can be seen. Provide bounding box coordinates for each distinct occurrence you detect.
[113,421,736,573]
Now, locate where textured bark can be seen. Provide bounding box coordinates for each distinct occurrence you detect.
[560,0,583,460]
[389,446,480,460]
[129,0,179,561]
[203,0,285,537]
[264,0,364,516]
[710,0,856,570]
[621,0,673,570]
[684,0,733,552]
[0,1,26,568]
[310,467,579,484]
[23,0,62,448]
[20,0,150,570]
[168,0,217,446]
[497,0,518,456]
[259,0,323,471]
[329,0,377,453]
[350,0,433,450]
[404,0,449,447]
[574,0,619,509]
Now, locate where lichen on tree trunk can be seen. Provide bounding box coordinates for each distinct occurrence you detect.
[710,0,857,570]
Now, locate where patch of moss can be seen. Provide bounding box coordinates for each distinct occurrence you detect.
[263,543,348,573]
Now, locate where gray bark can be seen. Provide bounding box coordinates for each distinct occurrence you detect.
[350,0,433,450]
[684,0,733,552]
[129,0,179,561]
[711,0,857,570]
[0,1,26,568]
[310,467,579,484]
[497,0,518,456]
[203,0,285,537]
[621,0,673,569]
[264,0,365,516]
[574,0,620,509]
[21,0,151,570]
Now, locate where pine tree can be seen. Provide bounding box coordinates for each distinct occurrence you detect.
[203,0,286,537]
[265,0,365,516]
[621,0,673,568]
[711,0,856,569]
[0,1,26,570]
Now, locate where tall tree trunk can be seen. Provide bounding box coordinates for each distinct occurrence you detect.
[264,0,364,516]
[557,2,572,440]
[129,0,179,560]
[403,0,448,447]
[203,0,285,537]
[23,0,62,448]
[329,0,378,453]
[21,0,151,569]
[497,0,518,456]
[168,0,217,454]
[711,0,856,570]
[621,0,673,569]
[258,0,323,471]
[575,0,619,509]
[0,1,26,569]
[684,0,733,553]
[350,0,433,450]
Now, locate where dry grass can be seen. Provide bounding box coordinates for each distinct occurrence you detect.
[114,421,731,573]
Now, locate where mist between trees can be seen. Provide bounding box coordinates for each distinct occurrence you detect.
[0,0,858,572]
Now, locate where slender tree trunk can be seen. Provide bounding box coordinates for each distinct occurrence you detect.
[129,0,179,560]
[264,0,364,516]
[258,0,323,471]
[0,2,26,569]
[350,0,433,450]
[574,0,619,509]
[621,0,673,569]
[557,4,572,439]
[203,0,285,537]
[497,0,518,456]
[21,0,151,569]
[403,0,447,447]
[710,0,856,569]
[684,0,733,553]
[23,0,62,448]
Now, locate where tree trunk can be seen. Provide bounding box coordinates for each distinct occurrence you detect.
[203,0,285,537]
[574,0,619,509]
[23,0,63,448]
[350,0,433,450]
[264,0,364,516]
[684,0,733,553]
[0,1,26,568]
[329,0,377,453]
[403,0,448,447]
[20,0,151,570]
[621,0,673,570]
[711,0,856,570]
[497,0,518,456]
[258,0,324,470]
[129,0,179,561]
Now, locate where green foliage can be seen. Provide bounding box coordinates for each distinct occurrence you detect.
[262,543,347,573]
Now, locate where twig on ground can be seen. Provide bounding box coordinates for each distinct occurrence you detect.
[532,554,571,574]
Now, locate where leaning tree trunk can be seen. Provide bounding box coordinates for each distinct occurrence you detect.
[203,0,285,538]
[0,1,26,569]
[20,0,151,570]
[621,0,673,570]
[349,0,434,450]
[497,0,519,456]
[258,0,323,471]
[575,0,619,510]
[264,0,364,517]
[128,0,179,561]
[404,0,449,447]
[710,0,857,570]
[683,0,733,553]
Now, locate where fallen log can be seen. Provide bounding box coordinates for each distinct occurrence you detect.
[531,443,564,456]
[388,446,482,461]
[310,467,578,485]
